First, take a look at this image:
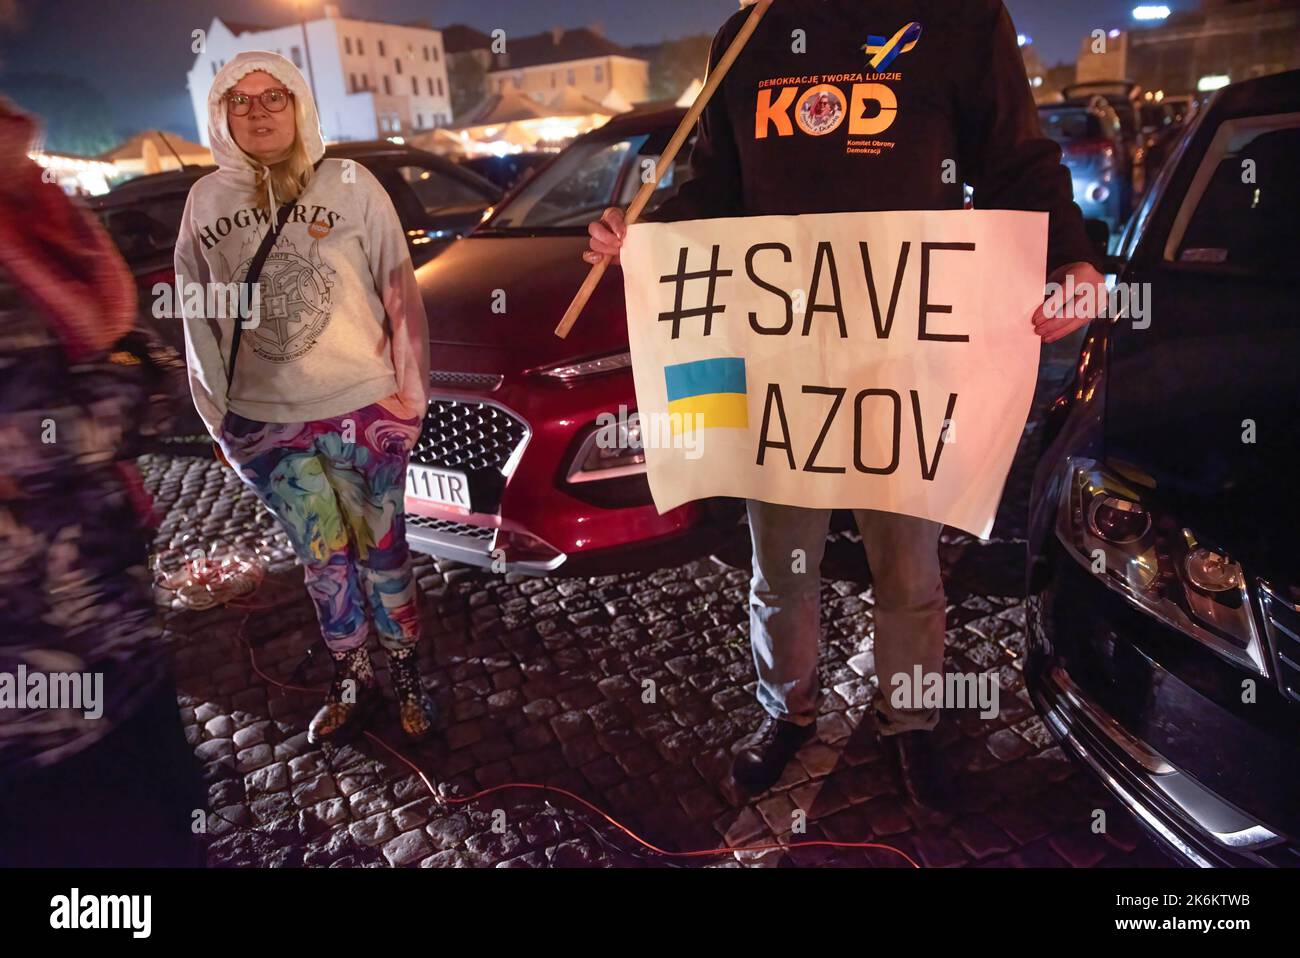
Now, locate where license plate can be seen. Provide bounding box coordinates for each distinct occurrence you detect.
[405,464,471,510]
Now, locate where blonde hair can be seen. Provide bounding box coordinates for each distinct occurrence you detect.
[254,133,314,211]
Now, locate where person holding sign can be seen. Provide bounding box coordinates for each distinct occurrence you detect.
[586,0,1105,805]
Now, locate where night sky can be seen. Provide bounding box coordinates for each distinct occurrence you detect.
[0,0,1148,142]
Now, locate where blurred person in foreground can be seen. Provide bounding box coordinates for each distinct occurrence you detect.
[0,97,205,867]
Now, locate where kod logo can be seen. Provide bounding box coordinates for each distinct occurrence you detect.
[757,82,897,138]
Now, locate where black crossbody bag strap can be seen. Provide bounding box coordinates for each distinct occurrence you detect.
[225,198,295,393]
[225,158,325,394]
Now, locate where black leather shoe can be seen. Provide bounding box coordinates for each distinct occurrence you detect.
[731,715,816,792]
[883,730,955,811]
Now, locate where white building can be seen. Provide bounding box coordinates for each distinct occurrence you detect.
[188,4,453,146]
[484,26,649,110]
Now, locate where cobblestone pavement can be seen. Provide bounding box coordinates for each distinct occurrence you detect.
[139,344,1175,868]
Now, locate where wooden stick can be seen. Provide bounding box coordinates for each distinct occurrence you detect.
[554,0,772,339]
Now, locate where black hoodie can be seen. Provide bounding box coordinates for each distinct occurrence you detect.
[649,0,1101,276]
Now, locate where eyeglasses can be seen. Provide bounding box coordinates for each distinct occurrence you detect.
[225,88,292,116]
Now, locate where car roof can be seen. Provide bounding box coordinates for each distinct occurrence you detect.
[1059,92,1130,108]
[87,167,211,209]
[1039,99,1115,119]
[1205,67,1300,117]
[325,139,436,160]
[108,166,210,189]
[589,105,688,138]
[324,140,500,194]
[1062,80,1141,100]
[90,138,500,208]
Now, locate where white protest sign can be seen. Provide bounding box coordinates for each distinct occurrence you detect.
[619,209,1047,539]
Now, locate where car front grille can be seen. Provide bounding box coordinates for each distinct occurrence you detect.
[1259,581,1300,705]
[411,399,527,473]
[406,514,495,541]
[428,370,503,390]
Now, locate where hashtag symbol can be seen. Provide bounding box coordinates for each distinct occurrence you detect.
[657,245,733,339]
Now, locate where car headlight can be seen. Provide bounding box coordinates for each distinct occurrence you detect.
[565,412,645,484]
[534,351,632,382]
[1056,458,1266,674]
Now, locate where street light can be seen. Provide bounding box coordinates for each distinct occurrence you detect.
[293,0,320,104]
[1132,5,1171,21]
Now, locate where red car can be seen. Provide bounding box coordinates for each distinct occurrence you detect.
[406,106,743,574]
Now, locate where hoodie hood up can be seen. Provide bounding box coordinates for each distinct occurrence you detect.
[206,51,325,212]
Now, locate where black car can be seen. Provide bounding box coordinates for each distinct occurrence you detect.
[89,140,501,307]
[328,141,501,256]
[1026,69,1300,867]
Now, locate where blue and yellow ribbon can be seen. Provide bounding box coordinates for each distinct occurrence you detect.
[862,21,923,72]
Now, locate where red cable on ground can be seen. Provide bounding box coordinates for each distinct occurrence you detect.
[161,557,918,867]
[233,608,920,868]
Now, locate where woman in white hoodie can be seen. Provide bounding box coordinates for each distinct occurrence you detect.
[176,52,435,743]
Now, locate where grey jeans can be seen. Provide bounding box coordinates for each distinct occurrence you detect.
[746,499,946,735]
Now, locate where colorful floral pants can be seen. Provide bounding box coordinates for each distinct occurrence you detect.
[218,399,423,653]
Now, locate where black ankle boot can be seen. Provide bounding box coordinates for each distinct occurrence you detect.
[730,715,816,792]
[388,647,438,741]
[308,646,380,745]
[881,728,955,811]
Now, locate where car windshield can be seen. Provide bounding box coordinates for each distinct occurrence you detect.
[483,130,691,229]
[1039,109,1102,141]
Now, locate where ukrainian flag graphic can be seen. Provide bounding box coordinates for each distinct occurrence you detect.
[664,357,748,433]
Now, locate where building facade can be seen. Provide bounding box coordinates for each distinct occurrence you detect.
[187,4,453,146]
[482,26,649,110]
[1076,0,1300,95]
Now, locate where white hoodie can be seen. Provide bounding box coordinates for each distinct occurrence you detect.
[175,51,429,438]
